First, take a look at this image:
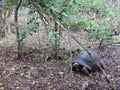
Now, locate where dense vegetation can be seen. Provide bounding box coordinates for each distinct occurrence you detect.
[3,0,119,58]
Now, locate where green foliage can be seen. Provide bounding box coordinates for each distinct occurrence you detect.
[20,29,27,41]
[26,10,40,35]
[5,0,120,47]
[48,31,60,47]
[63,0,119,46]
[27,26,37,35]
[88,20,112,44]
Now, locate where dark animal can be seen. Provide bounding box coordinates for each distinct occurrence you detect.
[72,50,105,76]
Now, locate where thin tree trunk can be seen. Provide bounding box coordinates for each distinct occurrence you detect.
[14,0,22,59]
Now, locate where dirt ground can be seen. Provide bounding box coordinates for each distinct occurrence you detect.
[0,29,120,90]
[0,8,120,90]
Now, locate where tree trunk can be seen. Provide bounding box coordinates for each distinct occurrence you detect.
[0,1,5,39]
[54,22,60,59]
[14,0,22,59]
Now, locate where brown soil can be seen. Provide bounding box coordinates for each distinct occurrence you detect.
[0,44,120,90]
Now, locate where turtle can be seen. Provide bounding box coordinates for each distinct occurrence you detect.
[72,50,105,76]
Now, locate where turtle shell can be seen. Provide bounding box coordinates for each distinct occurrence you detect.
[75,50,104,71]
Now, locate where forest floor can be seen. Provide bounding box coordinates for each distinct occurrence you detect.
[0,8,120,90]
[0,30,120,90]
